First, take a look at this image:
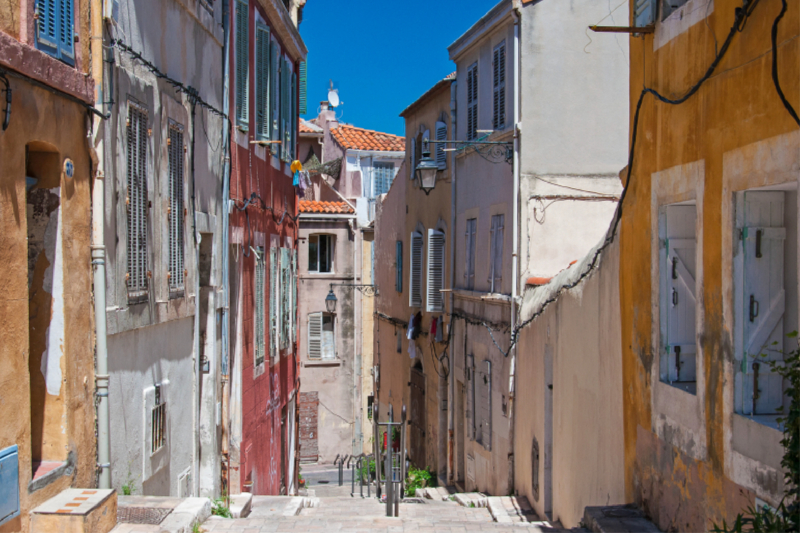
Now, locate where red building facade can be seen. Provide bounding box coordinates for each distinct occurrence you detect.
[226,0,307,496]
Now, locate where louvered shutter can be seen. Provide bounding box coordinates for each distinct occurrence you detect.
[396,241,403,292]
[634,0,656,27]
[255,23,270,140]
[299,61,308,115]
[410,138,416,180]
[435,121,447,170]
[737,192,786,415]
[292,249,298,345]
[466,354,475,440]
[255,248,266,366]
[270,247,278,361]
[126,101,149,303]
[467,64,478,140]
[409,232,423,308]
[489,215,504,293]
[270,41,280,155]
[291,72,297,160]
[478,360,492,450]
[36,0,58,51]
[168,123,185,294]
[426,229,445,312]
[281,58,291,161]
[465,218,476,290]
[307,313,322,359]
[235,0,249,128]
[280,248,291,351]
[58,0,74,62]
[493,43,506,130]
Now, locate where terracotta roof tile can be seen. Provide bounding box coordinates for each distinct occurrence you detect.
[330,124,405,152]
[300,119,323,134]
[299,200,355,214]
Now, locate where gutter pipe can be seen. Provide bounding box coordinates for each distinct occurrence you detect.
[447,78,457,485]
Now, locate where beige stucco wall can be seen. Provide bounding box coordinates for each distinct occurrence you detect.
[360,231,375,453]
[514,238,625,528]
[0,79,96,533]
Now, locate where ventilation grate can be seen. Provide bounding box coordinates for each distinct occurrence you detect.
[116,507,172,525]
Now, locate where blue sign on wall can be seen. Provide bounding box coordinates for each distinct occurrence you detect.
[0,445,20,526]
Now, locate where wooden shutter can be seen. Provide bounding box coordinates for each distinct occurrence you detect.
[168,122,185,294]
[634,0,656,27]
[235,0,249,128]
[255,23,270,140]
[307,313,322,359]
[489,215,504,293]
[298,60,308,115]
[36,0,74,63]
[493,42,506,130]
[467,64,478,141]
[409,232,423,308]
[435,121,447,170]
[426,229,445,312]
[396,240,403,293]
[255,248,266,366]
[270,40,280,154]
[465,218,477,290]
[270,246,278,361]
[126,100,149,303]
[478,359,492,450]
[737,192,786,415]
[58,0,74,62]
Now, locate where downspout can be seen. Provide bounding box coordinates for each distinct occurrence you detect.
[447,79,457,485]
[507,9,521,492]
[90,0,110,490]
[220,0,232,500]
[190,96,201,497]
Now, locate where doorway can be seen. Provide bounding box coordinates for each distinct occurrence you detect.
[409,364,426,467]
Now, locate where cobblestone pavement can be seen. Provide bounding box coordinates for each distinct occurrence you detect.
[199,495,574,533]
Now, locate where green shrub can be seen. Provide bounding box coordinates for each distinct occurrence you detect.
[405,465,436,497]
[211,496,232,519]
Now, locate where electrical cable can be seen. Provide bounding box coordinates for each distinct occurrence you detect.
[770,0,800,126]
[0,71,10,130]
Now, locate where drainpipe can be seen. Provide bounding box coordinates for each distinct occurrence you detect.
[447,79,457,485]
[507,9,521,492]
[190,96,201,497]
[90,0,110,490]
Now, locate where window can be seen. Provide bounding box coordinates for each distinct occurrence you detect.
[168,122,185,297]
[661,0,690,21]
[395,241,403,293]
[493,42,506,131]
[150,384,166,453]
[126,100,149,304]
[308,235,333,273]
[255,247,266,367]
[465,218,477,290]
[734,190,796,419]
[426,229,445,313]
[489,214,504,293]
[235,0,249,128]
[374,162,395,196]
[255,23,271,141]
[269,246,278,361]
[477,359,492,450]
[35,0,75,65]
[659,204,697,393]
[466,63,478,141]
[409,231,423,308]
[435,121,447,170]
[308,313,335,359]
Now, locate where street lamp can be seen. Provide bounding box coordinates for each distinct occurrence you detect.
[325,288,338,313]
[415,141,438,195]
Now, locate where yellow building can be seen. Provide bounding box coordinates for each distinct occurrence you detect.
[621,0,799,530]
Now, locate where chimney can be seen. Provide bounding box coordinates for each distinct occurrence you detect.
[319,100,338,135]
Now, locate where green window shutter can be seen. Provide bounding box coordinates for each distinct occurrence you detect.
[292,250,298,345]
[270,41,280,155]
[291,72,297,160]
[299,60,308,115]
[269,247,278,361]
[281,58,290,161]
[255,23,270,140]
[255,248,266,367]
[235,0,249,128]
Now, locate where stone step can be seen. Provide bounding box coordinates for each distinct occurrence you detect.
[32,488,117,533]
[583,504,662,533]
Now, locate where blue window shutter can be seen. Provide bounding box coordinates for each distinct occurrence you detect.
[35,0,58,57]
[58,0,74,63]
[299,60,307,115]
[0,445,20,527]
[634,0,656,27]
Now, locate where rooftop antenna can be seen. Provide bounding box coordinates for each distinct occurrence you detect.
[327,79,341,109]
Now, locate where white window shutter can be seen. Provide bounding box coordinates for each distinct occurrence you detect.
[308,313,322,359]
[409,232,423,307]
[168,122,185,294]
[435,121,447,170]
[426,229,445,312]
[254,248,266,366]
[738,191,786,415]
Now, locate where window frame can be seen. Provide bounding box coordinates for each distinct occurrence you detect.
[307,312,336,360]
[308,234,334,274]
[126,99,150,305]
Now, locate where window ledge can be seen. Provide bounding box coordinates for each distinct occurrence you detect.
[736,413,784,432]
[28,459,73,494]
[303,359,341,367]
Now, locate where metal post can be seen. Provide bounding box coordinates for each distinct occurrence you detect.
[400,405,407,500]
[350,455,356,496]
[386,405,394,517]
[367,454,371,497]
[373,404,380,498]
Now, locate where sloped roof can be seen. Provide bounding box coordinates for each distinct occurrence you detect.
[330,124,405,152]
[300,119,323,134]
[299,200,355,214]
[400,72,457,118]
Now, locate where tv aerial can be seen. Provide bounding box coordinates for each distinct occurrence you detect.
[327,80,341,108]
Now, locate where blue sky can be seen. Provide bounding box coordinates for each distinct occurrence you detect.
[299,0,498,136]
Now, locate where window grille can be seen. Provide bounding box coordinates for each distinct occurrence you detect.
[489,214,504,293]
[255,23,271,140]
[235,0,249,128]
[492,42,506,131]
[465,218,477,290]
[373,162,395,196]
[126,100,149,304]
[151,385,166,453]
[255,247,266,367]
[409,232,423,307]
[467,63,478,140]
[35,0,75,65]
[426,229,445,312]
[168,122,185,296]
